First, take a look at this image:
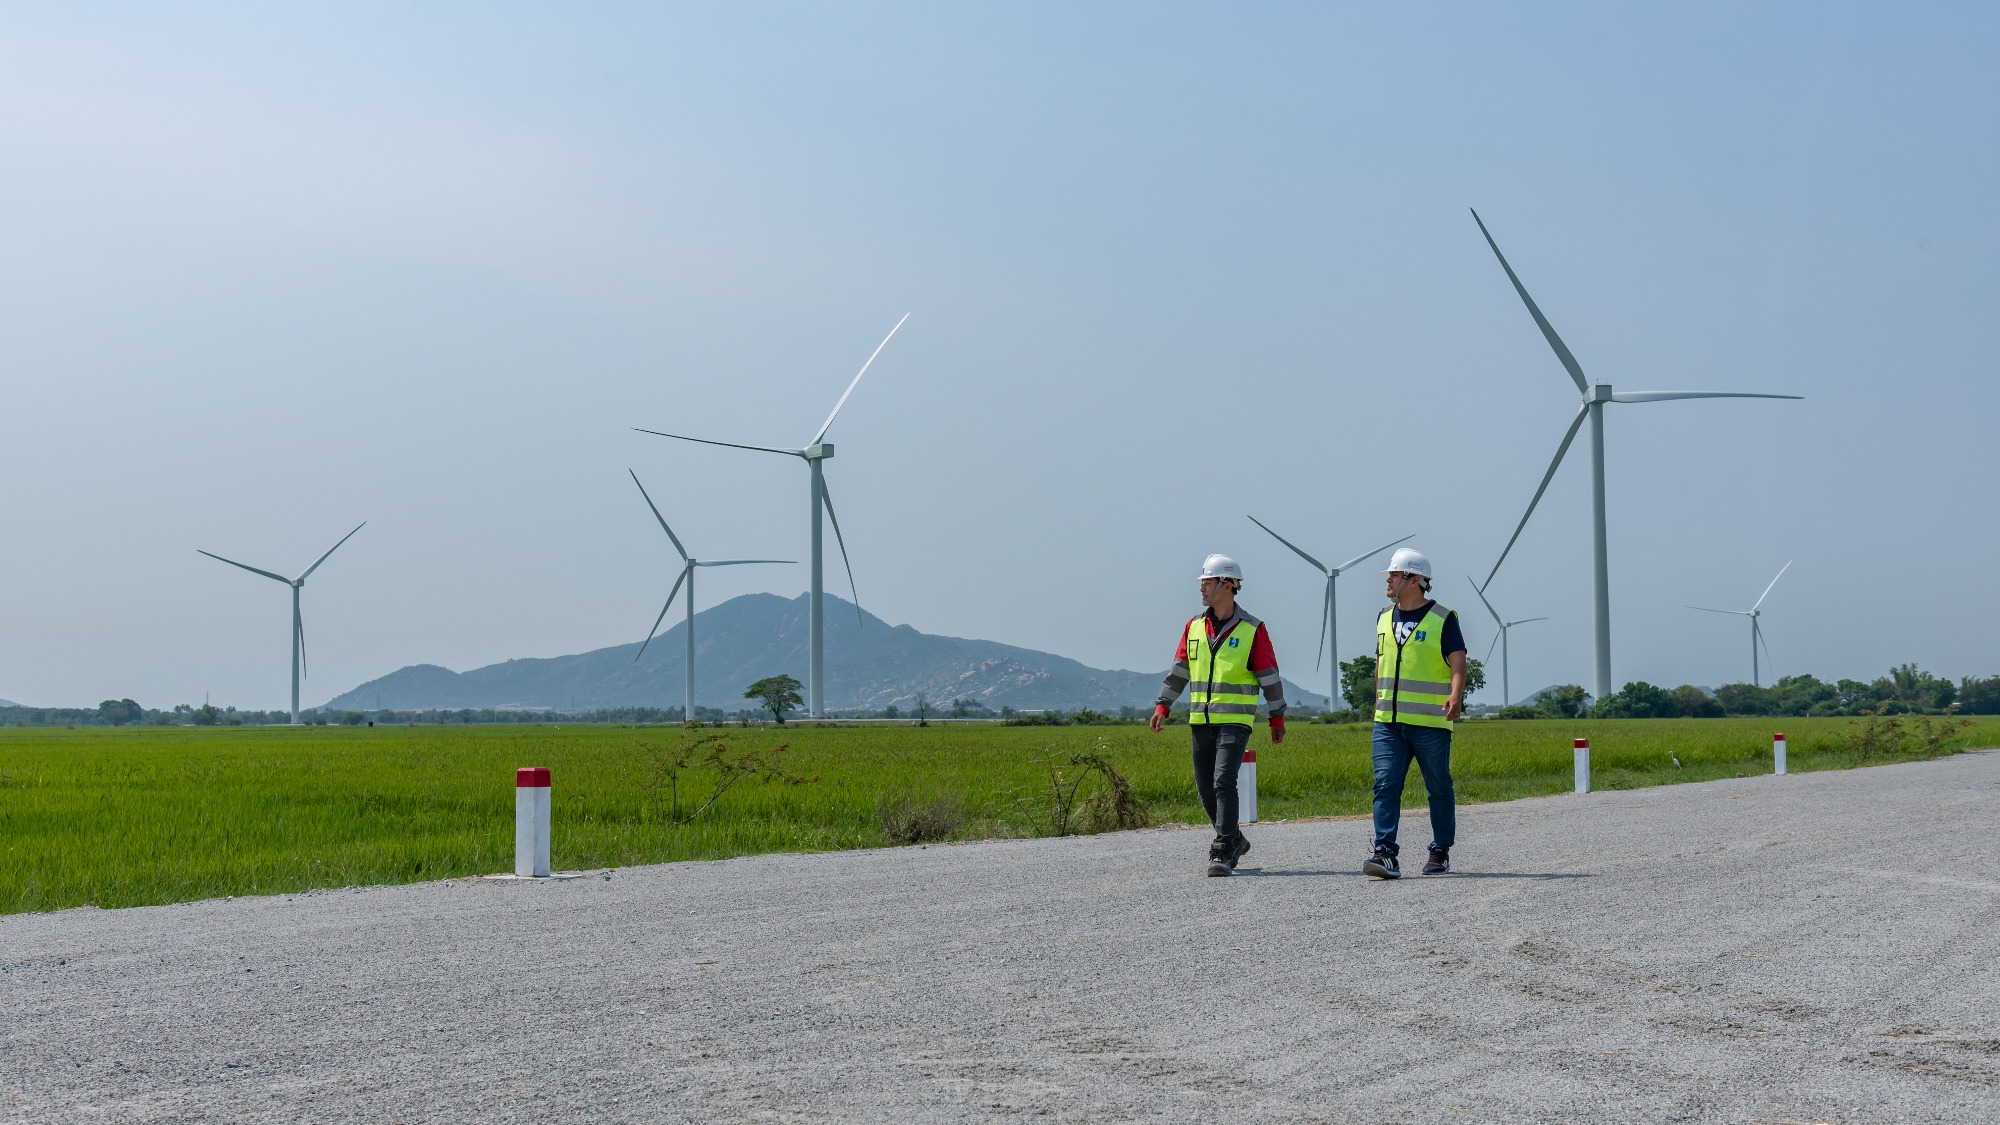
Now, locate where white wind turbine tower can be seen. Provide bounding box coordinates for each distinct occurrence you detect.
[629,471,795,721]
[1688,560,1791,688]
[1467,577,1548,708]
[638,315,907,718]
[1246,516,1410,711]
[198,523,366,725]
[1469,209,1803,703]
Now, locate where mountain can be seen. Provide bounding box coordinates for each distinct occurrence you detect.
[0,698,18,708]
[321,593,1330,714]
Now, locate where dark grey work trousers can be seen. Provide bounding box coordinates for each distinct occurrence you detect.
[1190,722,1251,845]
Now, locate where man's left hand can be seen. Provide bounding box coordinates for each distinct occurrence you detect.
[1444,694,1464,722]
[1269,715,1286,743]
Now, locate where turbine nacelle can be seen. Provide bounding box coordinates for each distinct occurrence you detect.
[805,443,834,460]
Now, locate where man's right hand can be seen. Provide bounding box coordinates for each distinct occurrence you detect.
[1148,704,1168,733]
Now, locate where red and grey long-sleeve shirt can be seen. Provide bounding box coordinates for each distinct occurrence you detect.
[1156,607,1286,715]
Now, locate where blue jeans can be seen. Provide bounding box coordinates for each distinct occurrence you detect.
[1371,722,1455,855]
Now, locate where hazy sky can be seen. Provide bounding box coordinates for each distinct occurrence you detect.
[4,3,1996,709]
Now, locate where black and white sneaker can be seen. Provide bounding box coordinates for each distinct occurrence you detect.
[1362,847,1400,879]
[1422,846,1451,875]
[1229,834,1252,870]
[1207,840,1234,877]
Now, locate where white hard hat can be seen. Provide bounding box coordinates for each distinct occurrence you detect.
[1199,553,1244,584]
[1383,547,1432,579]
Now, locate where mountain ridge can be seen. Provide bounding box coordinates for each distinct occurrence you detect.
[322,593,1330,713]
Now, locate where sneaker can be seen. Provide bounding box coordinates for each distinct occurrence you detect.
[1229,834,1252,870]
[1207,840,1234,878]
[1422,846,1451,875]
[1362,847,1400,879]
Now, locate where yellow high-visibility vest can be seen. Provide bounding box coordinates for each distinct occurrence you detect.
[1374,603,1455,730]
[1187,614,1263,726]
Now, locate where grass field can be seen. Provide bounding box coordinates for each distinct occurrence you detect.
[3,715,1993,915]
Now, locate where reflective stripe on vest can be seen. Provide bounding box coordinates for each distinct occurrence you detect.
[1374,603,1455,730]
[1187,613,1262,726]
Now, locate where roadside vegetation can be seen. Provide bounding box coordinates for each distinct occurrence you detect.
[3,716,1995,914]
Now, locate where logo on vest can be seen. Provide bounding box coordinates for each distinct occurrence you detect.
[1228,637,1240,648]
[1415,629,1428,641]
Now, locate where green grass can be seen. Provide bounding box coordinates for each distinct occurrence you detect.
[3,716,1992,914]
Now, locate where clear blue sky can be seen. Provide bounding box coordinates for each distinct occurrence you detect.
[3,3,1995,708]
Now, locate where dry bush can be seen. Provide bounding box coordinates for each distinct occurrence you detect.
[1016,739,1153,836]
[876,793,967,844]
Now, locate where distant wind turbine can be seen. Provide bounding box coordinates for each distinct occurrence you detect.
[1246,516,1411,711]
[1467,576,1548,707]
[1469,209,1803,701]
[1688,560,1791,688]
[198,523,365,725]
[630,471,795,721]
[638,314,907,717]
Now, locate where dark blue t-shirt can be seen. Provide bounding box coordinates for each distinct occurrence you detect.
[1389,601,1466,657]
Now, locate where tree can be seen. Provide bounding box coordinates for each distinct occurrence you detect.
[1533,684,1591,720]
[950,697,972,719]
[743,675,804,724]
[1959,675,2000,715]
[192,703,222,726]
[913,692,931,727]
[97,698,142,726]
[1670,684,1725,718]
[1338,655,1378,715]
[1464,657,1487,698]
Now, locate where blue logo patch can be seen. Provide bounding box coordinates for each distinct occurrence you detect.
[1228,637,1240,648]
[1415,630,1428,641]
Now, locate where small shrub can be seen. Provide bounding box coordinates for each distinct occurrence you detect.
[1015,740,1153,836]
[876,793,967,844]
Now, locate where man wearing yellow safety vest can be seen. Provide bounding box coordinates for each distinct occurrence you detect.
[1149,554,1287,877]
[1364,546,1468,879]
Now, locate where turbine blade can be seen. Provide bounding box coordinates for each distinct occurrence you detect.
[696,559,797,566]
[1610,391,1805,403]
[1466,573,1504,628]
[628,470,689,562]
[1686,605,1750,616]
[1751,560,1793,612]
[1315,579,1332,672]
[197,550,292,585]
[820,479,863,623]
[634,429,803,458]
[1483,629,1501,663]
[297,522,366,582]
[812,313,909,446]
[296,600,307,680]
[1334,533,1413,575]
[1246,514,1326,571]
[1470,209,1590,394]
[635,567,690,662]
[1479,402,1590,591]
[1757,620,1775,671]
[1508,616,1550,626]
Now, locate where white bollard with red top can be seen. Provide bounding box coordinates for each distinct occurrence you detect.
[1240,748,1257,825]
[515,767,551,878]
[1573,738,1591,794]
[1774,732,1787,776]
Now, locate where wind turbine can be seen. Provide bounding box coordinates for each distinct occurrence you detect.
[638,314,907,718]
[1467,577,1548,707]
[1688,560,1791,687]
[629,471,795,721]
[198,523,366,725]
[1246,517,1411,711]
[1469,209,1803,702]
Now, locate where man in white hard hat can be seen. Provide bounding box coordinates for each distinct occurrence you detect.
[1364,546,1467,879]
[1149,553,1288,877]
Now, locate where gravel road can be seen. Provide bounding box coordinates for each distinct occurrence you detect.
[6,751,1999,1123]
